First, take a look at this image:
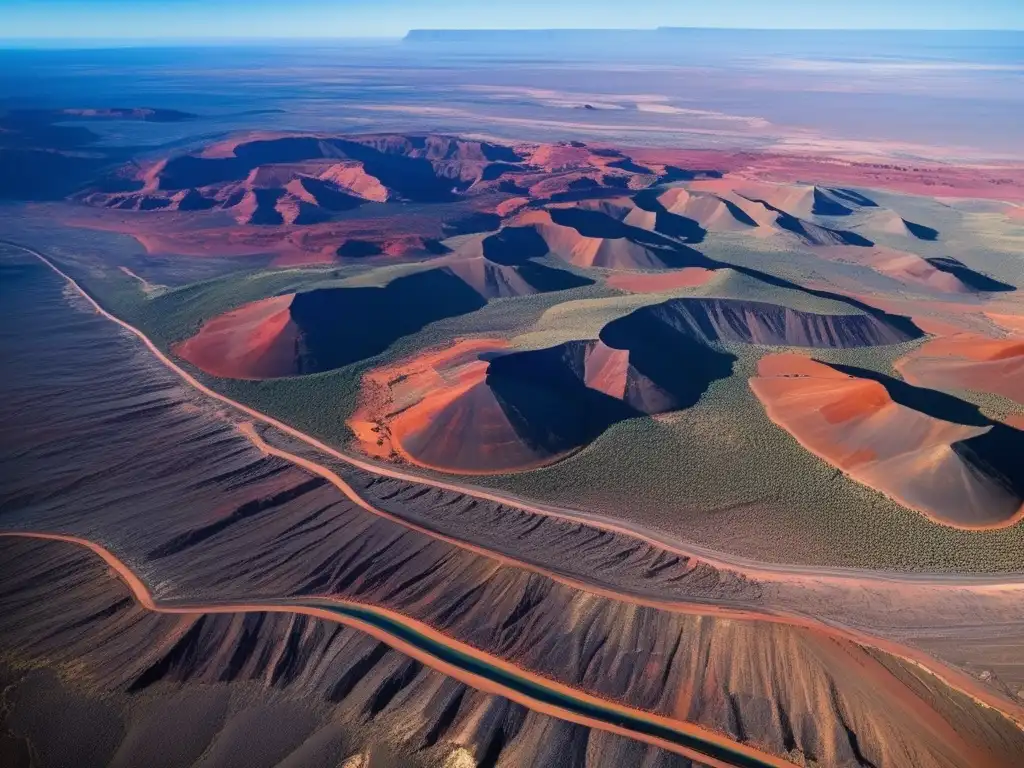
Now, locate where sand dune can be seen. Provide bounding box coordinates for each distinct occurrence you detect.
[672,176,954,259]
[656,187,761,232]
[745,197,874,247]
[78,134,524,220]
[441,253,591,298]
[735,153,1024,204]
[816,245,971,293]
[512,208,710,270]
[350,331,735,474]
[171,293,301,379]
[688,178,877,219]
[173,268,487,379]
[856,208,941,241]
[751,354,1024,528]
[922,256,1016,292]
[897,334,1024,405]
[988,313,1024,336]
[444,229,595,298]
[76,134,705,230]
[674,177,882,247]
[171,244,590,381]
[349,294,917,473]
[391,360,579,473]
[350,339,644,473]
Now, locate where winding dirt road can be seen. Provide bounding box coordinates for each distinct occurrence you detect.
[238,421,1024,728]
[0,531,787,768]
[5,238,1020,589]
[4,239,1024,729]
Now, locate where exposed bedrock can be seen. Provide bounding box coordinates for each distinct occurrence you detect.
[3,536,1022,768]
[0,537,700,768]
[603,296,918,349]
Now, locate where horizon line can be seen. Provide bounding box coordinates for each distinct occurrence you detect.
[1,26,1022,46]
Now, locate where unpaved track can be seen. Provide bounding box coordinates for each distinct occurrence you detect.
[4,239,1024,728]
[5,238,1022,588]
[0,531,788,768]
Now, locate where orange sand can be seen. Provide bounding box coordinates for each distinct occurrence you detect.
[750,354,1023,529]
[172,294,299,379]
[348,339,540,472]
[988,313,1024,336]
[513,209,672,270]
[688,177,818,217]
[656,187,766,232]
[815,245,969,293]
[896,334,1024,405]
[495,196,530,216]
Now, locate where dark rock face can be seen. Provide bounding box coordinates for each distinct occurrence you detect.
[482,330,737,459]
[288,268,488,372]
[467,292,917,463]
[617,297,917,349]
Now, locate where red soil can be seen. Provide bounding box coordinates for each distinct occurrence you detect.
[896,334,1024,405]
[688,178,820,217]
[513,209,674,270]
[348,339,567,473]
[172,294,299,379]
[495,196,530,216]
[197,131,296,158]
[988,313,1024,336]
[847,293,1024,336]
[581,341,631,400]
[317,162,390,202]
[606,268,716,293]
[750,353,1023,529]
[656,188,767,232]
[62,206,444,265]
[617,147,745,174]
[522,143,599,171]
[815,245,970,293]
[910,315,976,336]
[622,147,1024,202]
[66,134,1024,273]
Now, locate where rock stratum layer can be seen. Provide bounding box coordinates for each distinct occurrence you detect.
[4,257,1024,767]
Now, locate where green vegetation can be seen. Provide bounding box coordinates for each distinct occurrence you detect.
[471,345,1024,573]
[19,198,1024,574]
[60,254,1024,573]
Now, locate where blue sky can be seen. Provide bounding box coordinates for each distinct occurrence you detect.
[3,0,1023,39]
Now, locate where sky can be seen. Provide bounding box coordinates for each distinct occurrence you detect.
[2,0,1023,40]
